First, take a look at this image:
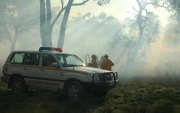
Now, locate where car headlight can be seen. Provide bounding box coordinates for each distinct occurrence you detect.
[87,74,100,82]
[115,72,118,80]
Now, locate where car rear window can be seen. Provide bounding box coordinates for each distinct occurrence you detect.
[24,53,40,66]
[10,52,26,64]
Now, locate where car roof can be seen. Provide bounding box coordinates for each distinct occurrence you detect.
[11,50,71,55]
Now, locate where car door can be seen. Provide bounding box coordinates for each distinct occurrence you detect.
[22,52,42,86]
[36,53,63,89]
[8,52,27,76]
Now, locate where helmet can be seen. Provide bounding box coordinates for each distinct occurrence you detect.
[104,54,108,58]
[91,54,96,58]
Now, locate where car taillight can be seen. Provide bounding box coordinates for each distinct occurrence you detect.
[3,65,8,75]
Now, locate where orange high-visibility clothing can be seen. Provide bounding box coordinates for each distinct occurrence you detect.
[100,58,114,71]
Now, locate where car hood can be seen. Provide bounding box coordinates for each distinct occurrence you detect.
[65,66,110,74]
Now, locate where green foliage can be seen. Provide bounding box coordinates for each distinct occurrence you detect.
[169,0,180,11]
[152,99,174,113]
[96,0,110,6]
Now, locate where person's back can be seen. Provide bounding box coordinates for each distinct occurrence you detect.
[91,54,98,68]
[100,54,114,71]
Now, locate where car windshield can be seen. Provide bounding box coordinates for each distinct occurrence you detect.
[55,54,85,67]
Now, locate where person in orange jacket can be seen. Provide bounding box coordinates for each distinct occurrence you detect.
[100,54,114,71]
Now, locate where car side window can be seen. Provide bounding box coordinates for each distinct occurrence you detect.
[10,52,26,64]
[56,55,65,66]
[42,54,57,67]
[24,53,40,66]
[66,56,75,64]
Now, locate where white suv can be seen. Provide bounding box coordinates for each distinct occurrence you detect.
[1,47,118,99]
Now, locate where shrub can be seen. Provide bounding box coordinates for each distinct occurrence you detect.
[152,99,174,113]
[102,104,115,113]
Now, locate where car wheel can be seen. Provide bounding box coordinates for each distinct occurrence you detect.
[11,77,27,93]
[66,81,84,100]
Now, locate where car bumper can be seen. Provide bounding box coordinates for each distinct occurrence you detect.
[82,80,118,92]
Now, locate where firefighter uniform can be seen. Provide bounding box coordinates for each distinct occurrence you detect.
[100,54,114,71]
[91,54,98,68]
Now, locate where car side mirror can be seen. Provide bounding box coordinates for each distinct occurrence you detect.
[52,63,59,68]
[87,63,92,67]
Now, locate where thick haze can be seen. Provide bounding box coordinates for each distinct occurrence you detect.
[0,0,179,80]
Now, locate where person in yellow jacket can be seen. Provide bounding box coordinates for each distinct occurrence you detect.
[100,54,114,71]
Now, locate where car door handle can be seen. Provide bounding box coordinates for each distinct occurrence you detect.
[22,67,27,70]
[40,69,45,72]
[60,72,64,76]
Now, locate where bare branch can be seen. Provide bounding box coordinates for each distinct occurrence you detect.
[143,8,148,14]
[19,25,34,33]
[51,6,66,28]
[136,0,142,10]
[143,2,153,9]
[61,0,64,8]
[51,0,90,28]
[3,16,12,43]
[132,6,139,12]
[51,0,67,28]
[24,29,38,37]
[71,0,89,6]
[19,19,38,33]
[155,1,173,11]
[97,0,110,6]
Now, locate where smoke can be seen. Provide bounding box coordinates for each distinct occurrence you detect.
[0,1,180,81]
[61,12,180,80]
[0,40,10,77]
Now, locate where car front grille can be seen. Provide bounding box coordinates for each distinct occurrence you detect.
[99,72,117,82]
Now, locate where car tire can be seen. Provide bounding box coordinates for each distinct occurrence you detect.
[11,77,27,93]
[65,81,84,100]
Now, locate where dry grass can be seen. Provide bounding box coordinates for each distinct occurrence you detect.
[0,76,180,113]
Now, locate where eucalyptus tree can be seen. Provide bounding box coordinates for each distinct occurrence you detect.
[168,0,180,11]
[40,0,110,48]
[0,0,38,51]
[57,0,110,48]
[66,12,120,42]
[64,12,121,56]
[163,0,180,45]
[57,0,89,48]
[125,0,165,63]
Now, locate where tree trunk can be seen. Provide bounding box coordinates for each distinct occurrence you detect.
[10,27,19,52]
[128,1,144,63]
[58,0,74,48]
[40,0,52,47]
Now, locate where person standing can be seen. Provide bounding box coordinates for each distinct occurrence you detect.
[100,54,114,71]
[91,54,98,68]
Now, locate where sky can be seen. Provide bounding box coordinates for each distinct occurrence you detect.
[70,0,135,19]
[52,0,170,24]
[51,0,137,19]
